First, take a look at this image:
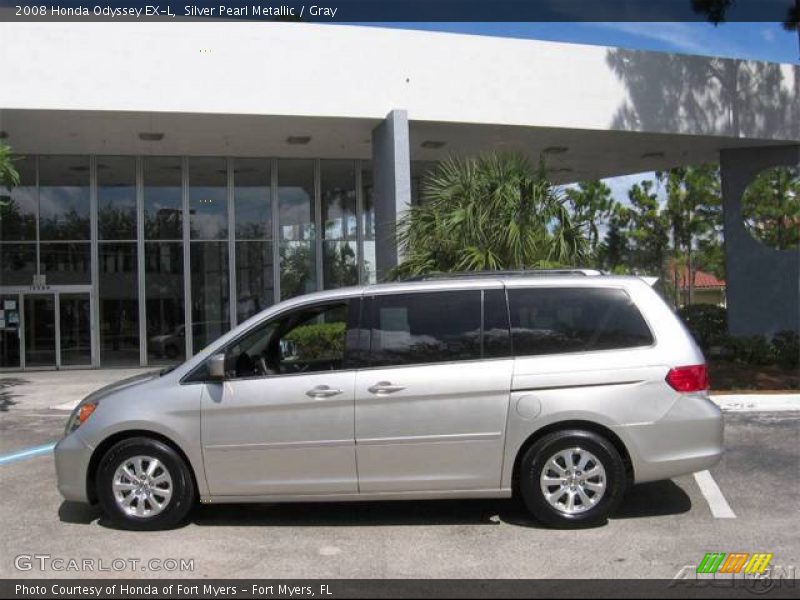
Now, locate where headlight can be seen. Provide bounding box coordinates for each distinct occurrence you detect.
[65,401,99,435]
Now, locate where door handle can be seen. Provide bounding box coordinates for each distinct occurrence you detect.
[368,381,406,395]
[305,385,343,398]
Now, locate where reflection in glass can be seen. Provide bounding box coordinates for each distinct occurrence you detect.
[143,157,182,240]
[278,160,314,242]
[190,241,230,352]
[99,243,139,365]
[0,294,21,369]
[0,244,36,285]
[361,163,376,283]
[60,293,92,366]
[98,156,136,240]
[321,160,357,289]
[40,243,91,285]
[146,242,186,363]
[323,242,358,290]
[0,156,37,241]
[280,241,316,301]
[234,159,271,240]
[38,156,90,240]
[189,158,227,240]
[236,241,274,323]
[24,294,56,367]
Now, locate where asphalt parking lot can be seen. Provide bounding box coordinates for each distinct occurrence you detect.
[1,372,798,580]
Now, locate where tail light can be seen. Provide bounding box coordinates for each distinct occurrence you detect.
[665,364,709,392]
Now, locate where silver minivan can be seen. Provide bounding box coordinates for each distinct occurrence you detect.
[55,272,723,529]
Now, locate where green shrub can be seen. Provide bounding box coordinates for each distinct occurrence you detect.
[718,334,774,366]
[284,322,346,361]
[678,304,727,351]
[771,330,800,369]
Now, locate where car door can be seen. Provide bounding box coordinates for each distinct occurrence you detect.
[201,299,359,497]
[354,286,514,493]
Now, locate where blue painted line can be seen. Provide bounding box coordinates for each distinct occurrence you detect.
[0,442,56,465]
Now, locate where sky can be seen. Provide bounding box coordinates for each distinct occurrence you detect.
[366,22,800,64]
[355,22,799,207]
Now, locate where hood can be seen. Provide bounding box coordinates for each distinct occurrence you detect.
[80,370,161,406]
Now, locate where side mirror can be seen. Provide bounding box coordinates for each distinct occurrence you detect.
[207,353,226,381]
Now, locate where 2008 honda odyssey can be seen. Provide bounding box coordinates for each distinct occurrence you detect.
[55,271,723,529]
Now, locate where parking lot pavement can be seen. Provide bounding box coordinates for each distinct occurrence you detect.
[0,373,798,579]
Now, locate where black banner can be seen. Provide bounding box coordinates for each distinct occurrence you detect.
[0,0,797,23]
[2,579,799,599]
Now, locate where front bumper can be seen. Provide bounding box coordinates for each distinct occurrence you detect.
[54,432,93,503]
[623,393,724,484]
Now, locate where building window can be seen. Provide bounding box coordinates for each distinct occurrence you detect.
[143,157,183,241]
[145,242,185,363]
[98,156,137,241]
[0,244,36,286]
[39,242,91,285]
[278,160,316,300]
[190,241,230,352]
[188,158,231,351]
[234,159,273,322]
[38,156,90,241]
[189,157,227,241]
[321,160,358,289]
[361,162,376,284]
[0,155,37,242]
[99,242,139,365]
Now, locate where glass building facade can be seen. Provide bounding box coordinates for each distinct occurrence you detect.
[0,155,386,369]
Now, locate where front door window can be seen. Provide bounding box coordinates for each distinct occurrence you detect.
[24,294,56,367]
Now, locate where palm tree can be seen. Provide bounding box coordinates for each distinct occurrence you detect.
[0,143,20,189]
[393,152,588,279]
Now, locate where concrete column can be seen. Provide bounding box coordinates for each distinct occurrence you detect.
[371,109,411,281]
[720,145,800,337]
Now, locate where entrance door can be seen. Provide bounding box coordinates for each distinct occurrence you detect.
[59,293,92,366]
[24,293,57,368]
[0,289,95,370]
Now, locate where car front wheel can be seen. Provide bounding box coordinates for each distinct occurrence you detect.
[518,429,626,528]
[96,437,195,530]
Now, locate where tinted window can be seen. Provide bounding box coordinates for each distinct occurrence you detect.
[484,288,511,358]
[367,291,482,367]
[508,287,653,356]
[224,301,351,379]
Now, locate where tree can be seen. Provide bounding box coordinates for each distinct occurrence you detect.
[596,212,630,273]
[623,180,670,277]
[0,143,20,189]
[565,180,617,258]
[659,165,722,304]
[393,153,588,279]
[742,166,800,250]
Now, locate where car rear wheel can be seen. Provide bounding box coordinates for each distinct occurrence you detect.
[518,429,626,528]
[96,437,195,530]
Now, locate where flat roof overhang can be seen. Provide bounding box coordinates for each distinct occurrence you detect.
[0,108,795,183]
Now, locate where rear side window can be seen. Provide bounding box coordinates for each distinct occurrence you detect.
[366,290,482,367]
[508,287,653,356]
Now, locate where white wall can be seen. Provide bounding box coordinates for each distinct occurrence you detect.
[2,22,797,141]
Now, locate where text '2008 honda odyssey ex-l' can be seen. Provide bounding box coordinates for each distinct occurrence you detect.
[55,271,723,529]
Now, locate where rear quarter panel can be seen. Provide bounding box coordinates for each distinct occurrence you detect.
[500,279,705,489]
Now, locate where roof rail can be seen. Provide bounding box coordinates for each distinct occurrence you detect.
[401,269,605,282]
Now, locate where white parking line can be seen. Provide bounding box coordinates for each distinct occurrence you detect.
[710,394,800,413]
[694,470,736,519]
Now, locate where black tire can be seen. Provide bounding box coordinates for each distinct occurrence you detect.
[518,429,626,529]
[95,437,195,530]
